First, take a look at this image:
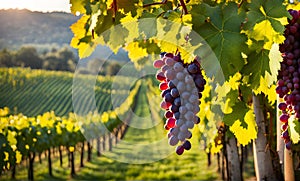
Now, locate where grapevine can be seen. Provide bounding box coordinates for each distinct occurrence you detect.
[154,51,206,155]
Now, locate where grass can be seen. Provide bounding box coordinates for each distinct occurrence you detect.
[1,80,220,180]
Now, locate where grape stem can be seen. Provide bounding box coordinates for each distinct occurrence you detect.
[143,0,168,8]
[178,0,188,14]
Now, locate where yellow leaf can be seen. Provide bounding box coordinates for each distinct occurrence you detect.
[7,130,17,146]
[15,151,22,164]
[69,146,75,152]
[229,110,257,146]
[70,15,90,41]
[4,152,8,161]
[269,43,283,80]
[210,144,223,154]
[289,115,300,144]
[228,73,242,90]
[124,42,148,61]
[287,3,300,11]
[251,20,285,50]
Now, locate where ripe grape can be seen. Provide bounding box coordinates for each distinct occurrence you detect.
[154,51,206,155]
[176,145,184,155]
[183,140,191,150]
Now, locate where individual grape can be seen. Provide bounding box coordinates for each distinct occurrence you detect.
[179,106,187,114]
[185,131,192,139]
[176,145,184,155]
[179,124,188,133]
[173,62,184,72]
[185,75,194,84]
[176,72,185,81]
[166,118,176,128]
[177,132,185,141]
[171,104,179,113]
[184,111,194,120]
[187,63,198,74]
[156,71,165,81]
[174,112,180,119]
[281,123,288,131]
[174,97,181,106]
[170,127,179,136]
[165,57,176,66]
[164,52,174,58]
[281,130,289,139]
[161,65,171,73]
[159,82,168,90]
[171,88,179,98]
[188,94,199,103]
[280,114,289,123]
[168,81,176,89]
[175,119,184,127]
[185,121,194,129]
[153,59,165,68]
[286,140,292,150]
[169,136,179,146]
[165,69,176,80]
[193,117,200,124]
[176,81,185,92]
[278,103,287,110]
[182,140,191,150]
[160,101,171,110]
[164,93,173,103]
[164,111,173,119]
[161,89,170,98]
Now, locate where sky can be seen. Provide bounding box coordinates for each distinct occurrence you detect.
[0,0,71,12]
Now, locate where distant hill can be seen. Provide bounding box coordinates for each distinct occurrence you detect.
[0,9,78,49]
[0,9,130,62]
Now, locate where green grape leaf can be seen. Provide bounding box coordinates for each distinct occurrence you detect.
[244,0,290,33]
[191,2,247,80]
[243,0,290,49]
[224,101,249,127]
[243,47,270,89]
[94,10,115,37]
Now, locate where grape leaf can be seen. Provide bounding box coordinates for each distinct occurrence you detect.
[243,0,290,49]
[191,2,247,80]
[223,101,249,127]
[70,0,89,15]
[243,48,270,89]
[244,0,290,33]
[229,109,257,146]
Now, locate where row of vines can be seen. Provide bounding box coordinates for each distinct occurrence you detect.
[0,68,142,180]
[69,0,300,180]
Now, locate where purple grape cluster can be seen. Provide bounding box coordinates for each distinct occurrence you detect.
[277,9,300,150]
[154,52,206,155]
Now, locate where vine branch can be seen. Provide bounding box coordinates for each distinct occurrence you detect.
[179,0,188,14]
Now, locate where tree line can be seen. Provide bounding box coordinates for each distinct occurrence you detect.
[0,46,122,75]
[0,46,77,72]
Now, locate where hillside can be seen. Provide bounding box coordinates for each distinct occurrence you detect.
[0,9,78,49]
[0,9,130,62]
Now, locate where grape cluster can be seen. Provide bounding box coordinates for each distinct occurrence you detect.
[277,9,300,150]
[154,52,206,155]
